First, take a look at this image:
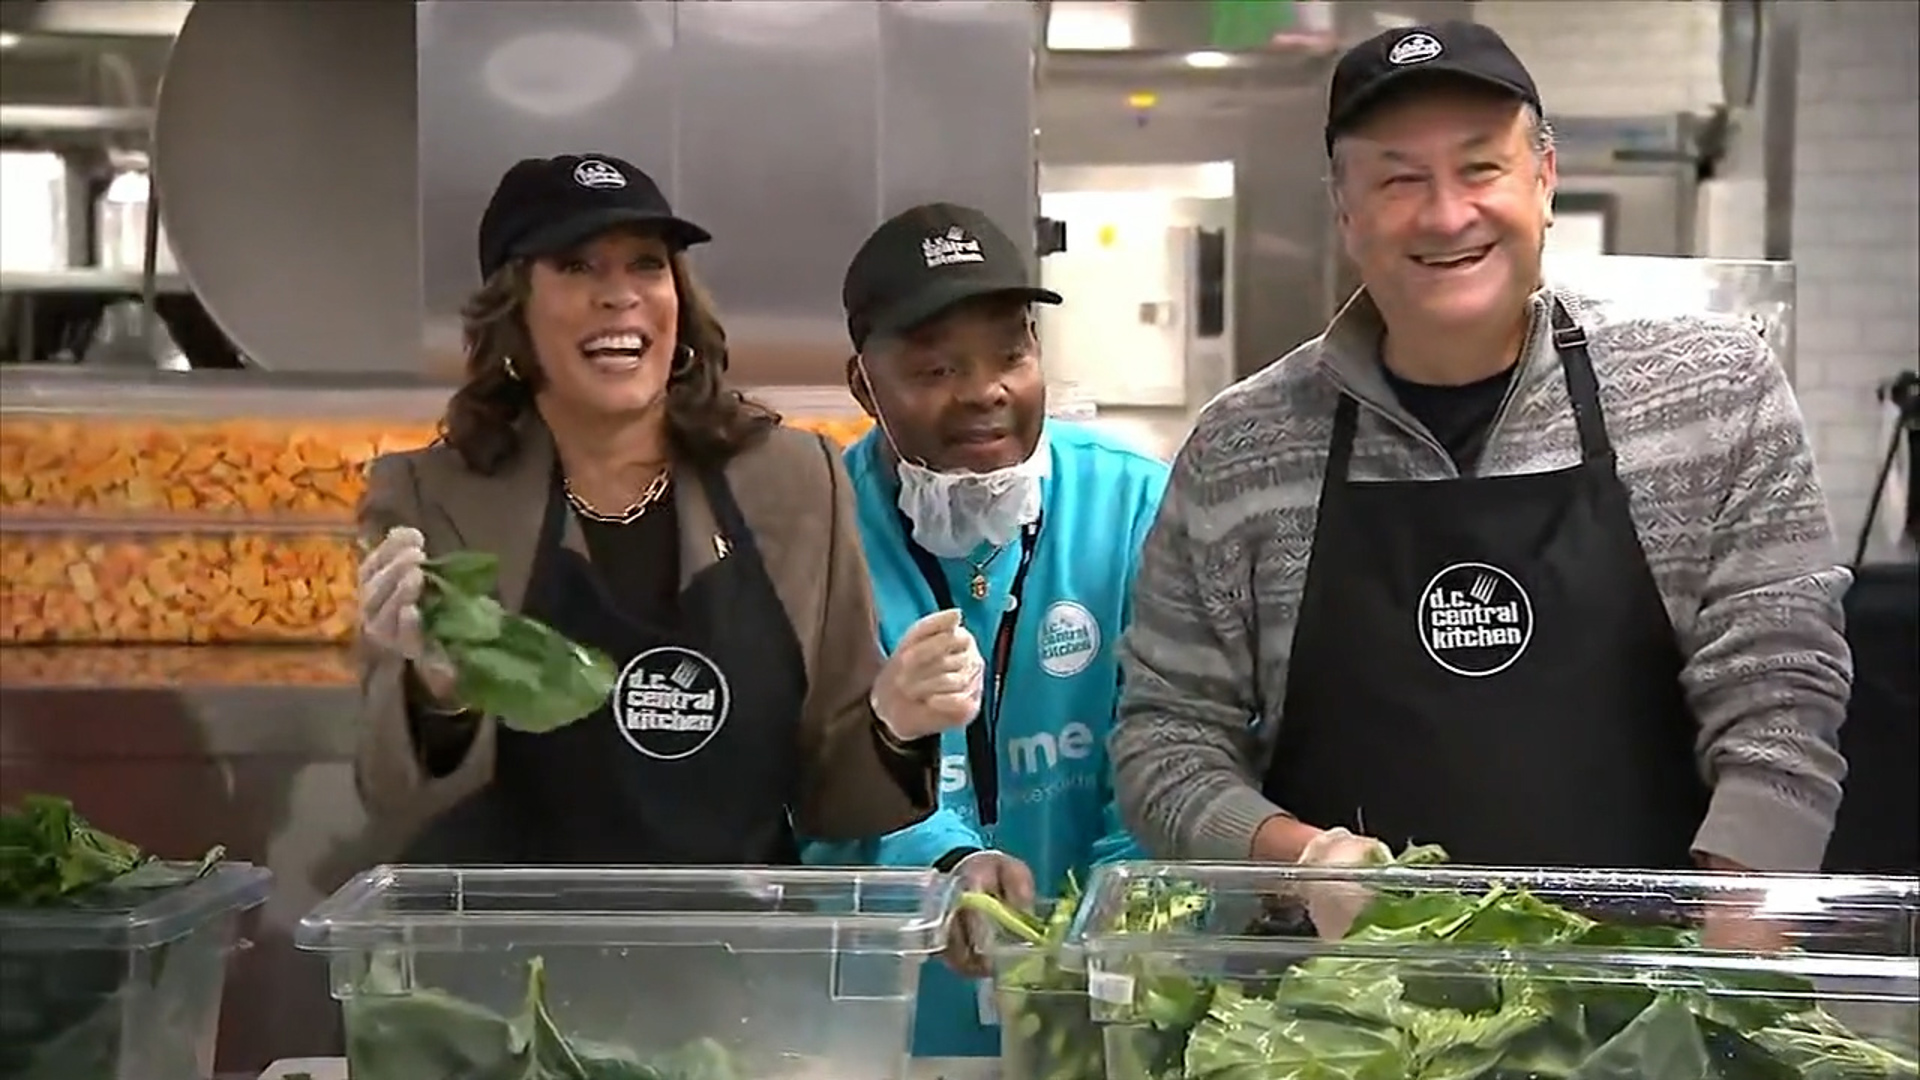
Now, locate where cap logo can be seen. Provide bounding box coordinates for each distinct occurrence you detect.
[573,159,628,190]
[922,224,985,269]
[1388,31,1443,66]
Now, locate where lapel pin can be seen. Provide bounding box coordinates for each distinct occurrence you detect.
[713,534,732,560]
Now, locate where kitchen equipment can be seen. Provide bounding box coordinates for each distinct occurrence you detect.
[0,863,272,1080]
[95,162,178,275]
[0,150,71,273]
[151,0,420,374]
[82,299,188,370]
[297,865,956,1080]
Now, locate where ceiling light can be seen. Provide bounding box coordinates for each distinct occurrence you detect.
[1184,51,1232,70]
[0,32,22,50]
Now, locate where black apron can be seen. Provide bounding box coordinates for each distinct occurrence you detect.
[403,466,808,865]
[1264,300,1709,871]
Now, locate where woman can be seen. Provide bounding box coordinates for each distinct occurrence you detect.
[353,153,981,864]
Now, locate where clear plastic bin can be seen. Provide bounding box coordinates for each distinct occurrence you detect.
[0,862,273,1080]
[296,864,956,1080]
[1070,862,1920,1080]
[989,899,1104,1080]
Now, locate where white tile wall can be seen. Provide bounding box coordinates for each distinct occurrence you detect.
[1789,1,1920,558]
[1478,0,1919,556]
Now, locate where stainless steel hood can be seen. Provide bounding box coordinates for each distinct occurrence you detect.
[151,1,1039,379]
[417,0,1040,385]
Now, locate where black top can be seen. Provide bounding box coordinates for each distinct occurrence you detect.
[1383,363,1516,475]
[578,496,681,624]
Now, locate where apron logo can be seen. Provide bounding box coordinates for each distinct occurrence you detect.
[1418,562,1533,677]
[1037,601,1100,678]
[612,645,731,760]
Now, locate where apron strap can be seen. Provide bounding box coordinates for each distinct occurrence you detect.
[1327,394,1361,484]
[1551,298,1613,463]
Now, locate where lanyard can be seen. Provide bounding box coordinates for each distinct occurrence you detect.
[902,515,1042,827]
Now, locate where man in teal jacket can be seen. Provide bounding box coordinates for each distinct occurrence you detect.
[805,203,1170,1058]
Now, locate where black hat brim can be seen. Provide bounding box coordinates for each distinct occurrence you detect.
[510,207,713,261]
[864,280,1062,346]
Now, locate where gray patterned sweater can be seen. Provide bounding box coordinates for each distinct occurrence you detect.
[1112,284,1853,873]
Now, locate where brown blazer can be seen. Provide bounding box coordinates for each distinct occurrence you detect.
[353,418,935,847]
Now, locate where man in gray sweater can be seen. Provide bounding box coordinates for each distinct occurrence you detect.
[1112,21,1851,901]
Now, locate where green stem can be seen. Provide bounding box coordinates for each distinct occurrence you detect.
[958,891,1049,946]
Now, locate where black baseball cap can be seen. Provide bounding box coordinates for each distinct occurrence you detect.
[842,203,1061,351]
[477,153,711,280]
[1326,21,1541,154]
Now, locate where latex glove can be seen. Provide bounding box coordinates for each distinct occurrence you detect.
[357,526,456,693]
[1296,827,1393,941]
[945,850,1037,978]
[871,608,983,741]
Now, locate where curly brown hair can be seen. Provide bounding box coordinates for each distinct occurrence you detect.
[440,252,780,475]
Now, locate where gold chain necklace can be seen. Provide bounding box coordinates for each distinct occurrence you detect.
[564,467,672,525]
[966,542,1010,600]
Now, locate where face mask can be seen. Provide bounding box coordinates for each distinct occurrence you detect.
[854,356,1047,559]
[895,431,1049,559]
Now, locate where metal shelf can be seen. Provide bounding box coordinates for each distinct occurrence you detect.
[0,105,154,134]
[0,269,188,294]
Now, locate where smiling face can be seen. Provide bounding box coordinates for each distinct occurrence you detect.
[522,228,681,420]
[850,294,1045,474]
[1333,84,1555,335]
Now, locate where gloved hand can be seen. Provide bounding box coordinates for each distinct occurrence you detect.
[357,525,457,697]
[1296,826,1392,941]
[871,608,983,742]
[944,850,1037,977]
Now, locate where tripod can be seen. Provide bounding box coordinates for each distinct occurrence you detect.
[1852,370,1920,567]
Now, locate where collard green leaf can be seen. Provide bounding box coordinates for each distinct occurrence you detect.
[1137,844,1918,1080]
[424,551,502,597]
[342,956,745,1080]
[417,548,620,734]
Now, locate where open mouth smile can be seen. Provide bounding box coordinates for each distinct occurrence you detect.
[578,331,653,374]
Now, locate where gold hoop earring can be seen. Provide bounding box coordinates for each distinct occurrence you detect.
[504,356,522,381]
[670,344,696,378]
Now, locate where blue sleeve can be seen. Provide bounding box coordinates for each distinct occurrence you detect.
[800,808,986,868]
[1089,462,1172,868]
[872,808,989,867]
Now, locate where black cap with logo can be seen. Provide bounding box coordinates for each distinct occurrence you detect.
[1325,21,1541,154]
[476,153,712,280]
[842,203,1062,352]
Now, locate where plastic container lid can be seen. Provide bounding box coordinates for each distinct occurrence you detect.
[296,864,956,954]
[0,863,273,953]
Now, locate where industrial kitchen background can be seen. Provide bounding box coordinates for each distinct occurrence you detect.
[0,0,1914,1074]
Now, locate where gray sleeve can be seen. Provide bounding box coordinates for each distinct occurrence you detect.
[1682,326,1853,872]
[1111,430,1286,860]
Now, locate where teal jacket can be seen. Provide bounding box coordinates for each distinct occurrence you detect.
[804,420,1169,1057]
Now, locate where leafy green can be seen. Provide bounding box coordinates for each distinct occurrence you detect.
[342,955,744,1080]
[0,795,228,1080]
[1094,844,1920,1080]
[980,869,1219,1080]
[978,875,1104,1080]
[0,794,221,907]
[418,551,620,733]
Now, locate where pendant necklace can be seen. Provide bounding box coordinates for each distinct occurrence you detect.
[564,467,673,525]
[966,542,1010,600]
